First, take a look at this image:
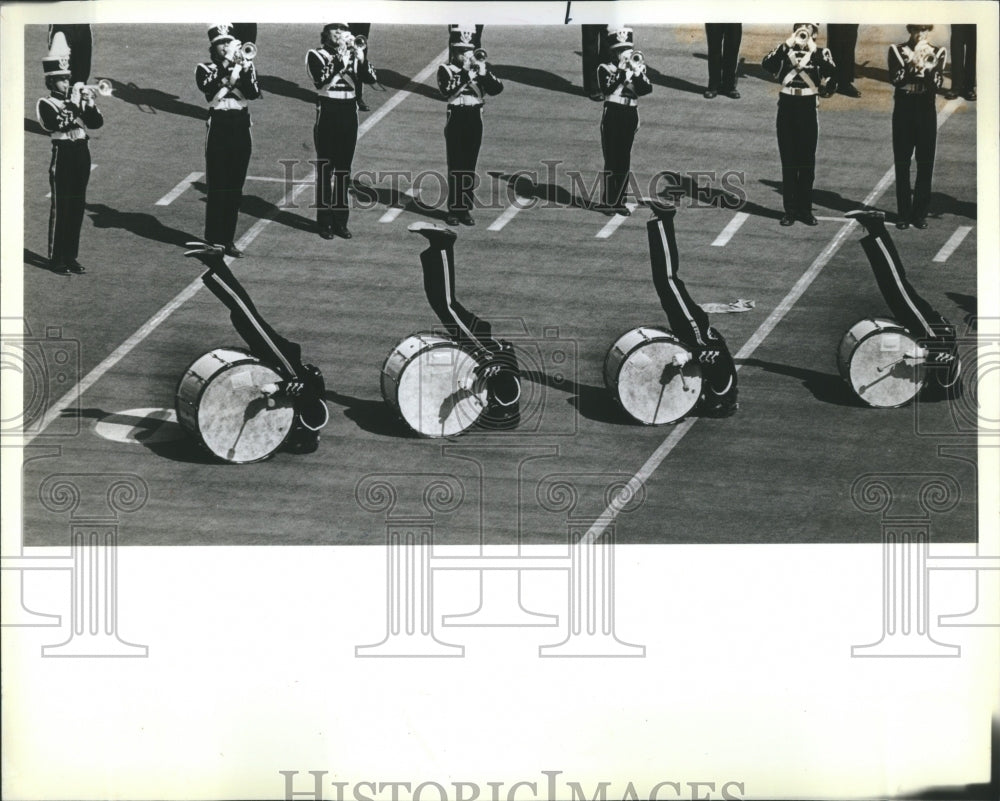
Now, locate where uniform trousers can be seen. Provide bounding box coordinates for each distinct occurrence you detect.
[705,23,742,92]
[647,214,737,397]
[892,95,937,222]
[949,24,976,94]
[826,24,859,86]
[314,97,359,229]
[776,94,818,215]
[47,139,91,263]
[419,243,492,351]
[601,102,639,208]
[581,25,605,95]
[204,108,252,246]
[445,105,483,213]
[859,230,949,341]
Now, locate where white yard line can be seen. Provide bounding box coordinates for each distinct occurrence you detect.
[23,50,449,446]
[595,203,637,238]
[379,188,419,223]
[487,202,524,232]
[710,211,749,246]
[154,171,204,206]
[932,226,974,263]
[578,101,968,545]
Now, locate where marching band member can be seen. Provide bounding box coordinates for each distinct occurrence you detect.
[47,26,92,84]
[704,23,743,99]
[845,210,961,392]
[889,25,946,230]
[408,222,521,429]
[946,24,976,101]
[306,23,378,240]
[762,23,837,227]
[597,26,652,215]
[581,24,607,100]
[183,242,330,453]
[646,201,739,417]
[37,38,103,275]
[349,24,373,111]
[196,24,261,258]
[438,24,503,227]
[827,24,861,97]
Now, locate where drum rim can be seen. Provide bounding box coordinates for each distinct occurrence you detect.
[380,331,484,438]
[174,347,294,462]
[837,317,926,408]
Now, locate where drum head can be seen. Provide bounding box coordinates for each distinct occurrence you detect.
[393,341,486,437]
[611,334,702,425]
[196,361,295,463]
[845,325,925,408]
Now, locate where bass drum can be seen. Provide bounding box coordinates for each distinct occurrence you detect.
[604,326,702,425]
[381,333,487,437]
[837,317,926,408]
[175,347,295,463]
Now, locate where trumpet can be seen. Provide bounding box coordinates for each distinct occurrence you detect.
[910,40,937,70]
[354,34,367,51]
[76,79,113,96]
[473,47,487,62]
[629,50,645,67]
[793,28,812,47]
[224,38,256,66]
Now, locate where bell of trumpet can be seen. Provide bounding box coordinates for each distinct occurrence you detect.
[629,50,645,66]
[473,47,488,62]
[240,41,257,61]
[354,34,367,50]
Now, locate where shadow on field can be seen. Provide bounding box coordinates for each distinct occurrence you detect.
[24,118,48,137]
[372,68,442,101]
[643,64,705,95]
[239,194,317,234]
[758,179,862,215]
[522,369,634,425]
[106,79,208,120]
[86,203,195,247]
[350,179,453,222]
[929,192,977,220]
[324,389,415,438]
[491,64,581,96]
[491,172,603,213]
[61,407,220,465]
[22,248,62,274]
[257,74,316,104]
[738,357,858,406]
[853,60,891,86]
[655,172,783,220]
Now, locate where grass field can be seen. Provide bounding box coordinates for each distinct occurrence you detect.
[18,23,979,546]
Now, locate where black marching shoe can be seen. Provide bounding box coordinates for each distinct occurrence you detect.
[224,243,244,258]
[701,388,739,418]
[911,217,928,229]
[703,89,718,99]
[780,213,795,227]
[66,259,86,274]
[457,210,475,226]
[444,212,461,226]
[49,258,71,275]
[799,211,819,226]
[895,221,910,230]
[332,223,352,239]
[722,87,740,99]
[845,209,887,235]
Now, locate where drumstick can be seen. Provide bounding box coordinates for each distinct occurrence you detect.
[876,353,925,374]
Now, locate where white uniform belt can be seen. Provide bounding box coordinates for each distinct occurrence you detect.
[51,129,87,141]
[448,96,483,107]
[780,86,818,97]
[604,95,638,106]
[319,89,356,100]
[209,99,249,111]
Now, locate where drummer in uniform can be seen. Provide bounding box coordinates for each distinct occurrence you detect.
[597,26,652,215]
[306,23,379,240]
[37,36,104,275]
[845,210,961,393]
[437,24,503,227]
[889,25,946,230]
[184,242,329,452]
[762,23,837,227]
[645,201,739,417]
[196,24,260,258]
[408,222,521,428]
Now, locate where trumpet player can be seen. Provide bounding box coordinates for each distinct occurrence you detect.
[37,40,104,275]
[307,23,378,240]
[889,25,946,230]
[761,23,837,227]
[597,26,652,215]
[196,24,261,258]
[437,25,503,227]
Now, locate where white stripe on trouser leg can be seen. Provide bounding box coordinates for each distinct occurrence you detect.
[440,249,480,346]
[875,236,935,337]
[707,374,734,396]
[48,147,59,258]
[204,272,297,377]
[659,221,705,347]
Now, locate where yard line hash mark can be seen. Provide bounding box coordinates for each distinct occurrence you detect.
[154,171,204,206]
[488,202,524,231]
[596,203,637,238]
[580,97,965,545]
[933,226,973,263]
[23,50,450,445]
[711,212,749,246]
